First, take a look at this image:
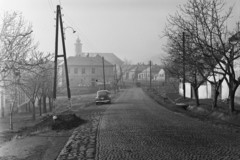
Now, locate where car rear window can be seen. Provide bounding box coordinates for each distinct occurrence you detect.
[98,92,109,96]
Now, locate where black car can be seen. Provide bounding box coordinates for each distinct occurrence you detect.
[136,82,141,87]
[95,90,111,105]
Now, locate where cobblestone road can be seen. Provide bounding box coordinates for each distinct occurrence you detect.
[97,88,240,160]
[57,88,240,160]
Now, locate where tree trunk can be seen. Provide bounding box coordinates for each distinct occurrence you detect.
[28,101,31,112]
[43,95,47,113]
[48,97,52,112]
[32,101,35,120]
[1,106,4,117]
[228,89,235,114]
[9,103,13,130]
[193,87,200,106]
[1,94,4,117]
[39,98,42,116]
[212,90,219,110]
[212,79,223,110]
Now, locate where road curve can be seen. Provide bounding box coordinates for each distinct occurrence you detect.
[97,88,240,160]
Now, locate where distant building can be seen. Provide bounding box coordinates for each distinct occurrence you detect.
[74,37,123,66]
[122,65,148,82]
[60,38,121,87]
[138,65,163,81]
[61,55,114,87]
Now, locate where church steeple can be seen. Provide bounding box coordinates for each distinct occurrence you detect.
[75,37,82,57]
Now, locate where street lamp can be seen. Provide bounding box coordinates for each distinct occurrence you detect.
[63,26,76,40]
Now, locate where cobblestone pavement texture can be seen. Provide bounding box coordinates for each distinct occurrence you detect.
[57,88,240,160]
[56,105,108,160]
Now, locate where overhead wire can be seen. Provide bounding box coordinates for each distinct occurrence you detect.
[46,0,55,20]
[61,19,96,52]
[63,12,99,52]
[64,30,95,52]
[51,0,99,52]
[46,1,100,54]
[48,0,55,12]
[61,9,100,52]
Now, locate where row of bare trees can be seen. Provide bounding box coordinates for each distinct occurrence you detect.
[0,11,54,129]
[162,0,240,114]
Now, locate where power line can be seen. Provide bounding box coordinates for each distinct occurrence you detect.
[63,12,99,52]
[48,3,99,53]
[62,20,96,52]
[65,31,95,52]
[45,0,55,20]
[48,0,55,11]
[61,9,100,52]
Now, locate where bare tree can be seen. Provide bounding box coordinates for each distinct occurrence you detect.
[38,61,54,114]
[162,32,206,106]
[114,59,132,91]
[0,12,38,84]
[0,11,50,124]
[163,0,239,112]
[3,70,20,129]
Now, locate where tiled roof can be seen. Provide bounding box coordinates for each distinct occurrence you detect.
[66,56,113,66]
[87,53,124,66]
[136,65,149,72]
[141,65,162,73]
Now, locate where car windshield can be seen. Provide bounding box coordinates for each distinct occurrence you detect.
[98,91,109,96]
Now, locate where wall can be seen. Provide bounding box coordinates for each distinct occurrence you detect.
[221,79,229,100]
[63,65,114,87]
[180,82,213,99]
[179,82,192,98]
[198,82,212,99]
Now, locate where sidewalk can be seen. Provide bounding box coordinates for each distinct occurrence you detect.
[164,92,240,129]
[166,92,240,112]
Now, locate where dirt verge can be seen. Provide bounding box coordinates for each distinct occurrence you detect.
[143,88,240,132]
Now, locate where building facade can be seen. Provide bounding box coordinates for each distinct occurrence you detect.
[61,55,114,87]
[60,38,121,87]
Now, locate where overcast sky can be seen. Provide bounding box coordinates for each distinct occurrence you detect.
[1,0,240,63]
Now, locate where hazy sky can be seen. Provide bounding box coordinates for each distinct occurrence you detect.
[1,0,240,63]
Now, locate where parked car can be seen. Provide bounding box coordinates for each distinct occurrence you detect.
[95,90,111,105]
[136,82,141,87]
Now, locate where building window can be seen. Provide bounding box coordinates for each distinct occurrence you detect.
[82,68,85,74]
[74,68,78,74]
[92,68,95,74]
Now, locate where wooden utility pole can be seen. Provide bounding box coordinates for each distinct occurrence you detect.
[53,5,71,110]
[149,61,152,89]
[102,57,106,90]
[114,64,117,80]
[183,32,186,99]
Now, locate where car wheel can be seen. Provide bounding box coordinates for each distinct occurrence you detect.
[96,102,98,105]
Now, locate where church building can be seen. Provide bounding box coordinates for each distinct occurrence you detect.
[60,38,122,87]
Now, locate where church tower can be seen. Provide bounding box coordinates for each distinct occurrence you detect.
[75,37,83,57]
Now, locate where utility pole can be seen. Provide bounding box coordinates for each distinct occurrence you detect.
[102,57,106,90]
[149,60,152,89]
[114,64,117,80]
[183,32,186,99]
[114,64,117,92]
[53,5,71,111]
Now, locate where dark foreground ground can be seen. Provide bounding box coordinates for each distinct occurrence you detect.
[0,83,240,159]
